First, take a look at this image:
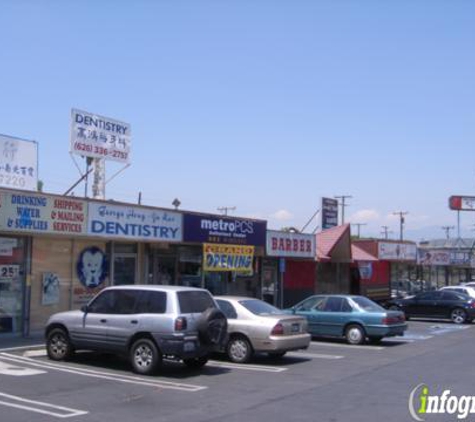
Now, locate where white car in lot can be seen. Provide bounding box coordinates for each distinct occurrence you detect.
[440,286,475,299]
[215,296,311,363]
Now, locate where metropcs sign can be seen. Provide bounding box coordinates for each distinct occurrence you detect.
[266,230,316,259]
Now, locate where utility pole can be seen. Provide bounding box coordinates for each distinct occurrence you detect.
[351,223,366,238]
[393,211,408,241]
[381,225,392,240]
[335,195,352,225]
[217,206,236,216]
[441,225,455,239]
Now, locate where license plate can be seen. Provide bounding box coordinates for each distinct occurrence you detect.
[184,342,195,352]
[291,323,300,333]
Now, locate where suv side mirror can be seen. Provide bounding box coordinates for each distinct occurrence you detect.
[81,305,89,313]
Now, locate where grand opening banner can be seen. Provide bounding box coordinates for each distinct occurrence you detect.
[203,243,254,272]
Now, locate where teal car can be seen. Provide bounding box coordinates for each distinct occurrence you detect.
[287,295,407,345]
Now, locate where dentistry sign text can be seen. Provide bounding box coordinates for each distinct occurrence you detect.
[70,109,131,164]
[88,203,182,242]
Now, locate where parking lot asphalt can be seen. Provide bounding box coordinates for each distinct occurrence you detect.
[0,320,473,422]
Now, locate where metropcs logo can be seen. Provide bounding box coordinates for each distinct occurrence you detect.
[409,384,475,420]
[200,218,254,235]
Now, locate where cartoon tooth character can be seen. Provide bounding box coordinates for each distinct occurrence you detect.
[77,247,108,288]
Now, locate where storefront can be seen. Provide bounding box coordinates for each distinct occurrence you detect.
[350,244,383,300]
[315,224,352,295]
[418,238,475,288]
[265,230,316,308]
[354,239,418,298]
[181,212,267,297]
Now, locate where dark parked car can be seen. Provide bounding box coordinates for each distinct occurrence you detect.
[387,290,475,324]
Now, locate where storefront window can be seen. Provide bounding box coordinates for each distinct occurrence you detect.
[0,236,25,335]
[178,247,202,287]
[112,243,137,285]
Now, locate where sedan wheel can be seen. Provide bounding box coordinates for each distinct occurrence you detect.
[451,308,467,324]
[130,338,161,375]
[345,325,365,345]
[227,337,252,363]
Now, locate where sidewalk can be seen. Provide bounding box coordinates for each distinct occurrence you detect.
[0,332,44,351]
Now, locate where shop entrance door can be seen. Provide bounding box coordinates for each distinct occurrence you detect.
[113,255,137,285]
[0,237,26,336]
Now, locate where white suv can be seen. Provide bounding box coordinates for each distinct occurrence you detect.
[440,286,475,299]
[45,285,227,375]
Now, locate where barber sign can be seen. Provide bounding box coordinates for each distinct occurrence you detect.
[70,109,131,164]
[266,230,316,259]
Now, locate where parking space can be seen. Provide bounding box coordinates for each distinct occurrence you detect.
[0,320,473,421]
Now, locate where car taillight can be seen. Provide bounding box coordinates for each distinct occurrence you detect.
[471,302,475,309]
[175,317,187,331]
[271,323,284,335]
[382,316,401,325]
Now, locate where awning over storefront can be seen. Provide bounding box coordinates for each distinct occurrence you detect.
[316,224,352,263]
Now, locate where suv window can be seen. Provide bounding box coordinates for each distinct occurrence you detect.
[216,299,238,319]
[177,291,215,313]
[136,291,167,314]
[88,290,139,314]
[442,291,466,301]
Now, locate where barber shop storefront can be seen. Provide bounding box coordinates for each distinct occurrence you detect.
[264,230,316,308]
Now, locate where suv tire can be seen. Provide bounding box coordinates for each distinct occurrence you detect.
[130,338,161,375]
[197,308,227,346]
[46,328,74,361]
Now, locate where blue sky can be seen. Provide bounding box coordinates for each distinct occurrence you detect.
[1,1,475,241]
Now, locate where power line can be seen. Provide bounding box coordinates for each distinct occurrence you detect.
[334,195,352,225]
[217,206,236,216]
[393,211,408,241]
[381,225,393,240]
[441,225,455,239]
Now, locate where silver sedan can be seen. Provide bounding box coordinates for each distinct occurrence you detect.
[215,296,311,363]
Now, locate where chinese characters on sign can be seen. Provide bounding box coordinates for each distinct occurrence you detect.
[70,109,131,164]
[0,135,38,191]
[378,242,417,261]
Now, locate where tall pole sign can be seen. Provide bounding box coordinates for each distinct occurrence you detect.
[70,109,131,199]
[321,197,338,230]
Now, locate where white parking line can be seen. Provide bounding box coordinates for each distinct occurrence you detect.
[0,361,46,376]
[0,353,207,392]
[207,360,287,372]
[287,351,344,360]
[0,392,88,418]
[0,344,45,353]
[310,341,386,351]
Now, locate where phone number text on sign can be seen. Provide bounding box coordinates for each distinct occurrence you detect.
[73,142,129,161]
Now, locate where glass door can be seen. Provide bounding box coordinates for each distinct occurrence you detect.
[113,255,137,285]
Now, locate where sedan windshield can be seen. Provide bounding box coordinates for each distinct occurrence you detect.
[239,299,283,315]
[351,297,384,312]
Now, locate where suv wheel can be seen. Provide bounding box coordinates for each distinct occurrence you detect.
[130,338,161,375]
[46,328,74,361]
[183,356,209,369]
[227,336,252,363]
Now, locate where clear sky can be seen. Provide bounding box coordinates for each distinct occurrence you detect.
[1,1,474,241]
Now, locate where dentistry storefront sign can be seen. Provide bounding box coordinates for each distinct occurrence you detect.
[88,203,182,242]
[266,230,316,259]
[0,135,38,191]
[203,243,254,272]
[70,109,131,164]
[0,190,87,235]
[184,214,266,246]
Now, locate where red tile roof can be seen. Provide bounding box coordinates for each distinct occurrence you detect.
[316,224,350,261]
[351,244,378,262]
